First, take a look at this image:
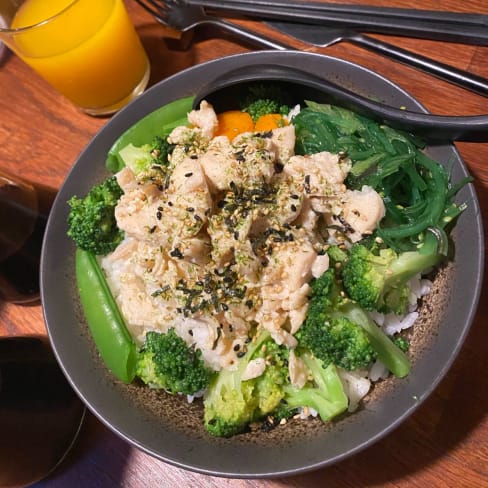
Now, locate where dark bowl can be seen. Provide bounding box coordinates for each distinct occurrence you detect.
[40,51,484,478]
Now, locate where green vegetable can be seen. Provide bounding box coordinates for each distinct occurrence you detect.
[75,249,137,383]
[106,96,194,173]
[292,100,471,253]
[282,352,348,422]
[67,176,124,256]
[203,326,349,437]
[203,328,278,437]
[118,135,174,175]
[342,242,441,315]
[339,302,411,378]
[136,329,212,396]
[297,269,410,378]
[240,83,291,122]
[296,269,377,371]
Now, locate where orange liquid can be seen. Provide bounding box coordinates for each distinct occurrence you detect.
[11,0,149,111]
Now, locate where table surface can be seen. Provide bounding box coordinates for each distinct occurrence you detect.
[1,1,487,486]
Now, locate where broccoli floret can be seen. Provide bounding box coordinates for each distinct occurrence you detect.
[136,329,212,396]
[240,84,291,122]
[339,301,411,378]
[242,99,290,123]
[342,243,441,315]
[203,328,287,437]
[297,268,410,378]
[326,245,348,266]
[298,316,376,371]
[253,339,289,415]
[281,351,348,422]
[392,335,410,352]
[296,270,377,371]
[67,176,124,255]
[118,135,174,175]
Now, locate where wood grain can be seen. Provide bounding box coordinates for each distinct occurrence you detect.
[0,1,487,486]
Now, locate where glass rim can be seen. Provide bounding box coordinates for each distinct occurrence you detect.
[0,0,80,34]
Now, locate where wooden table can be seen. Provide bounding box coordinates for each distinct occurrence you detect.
[1,1,487,486]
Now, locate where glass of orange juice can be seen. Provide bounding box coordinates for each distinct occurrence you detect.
[0,0,150,116]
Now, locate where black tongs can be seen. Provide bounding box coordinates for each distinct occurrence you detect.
[187,0,488,45]
[194,64,488,142]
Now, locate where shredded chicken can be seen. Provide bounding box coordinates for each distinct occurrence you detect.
[102,101,385,372]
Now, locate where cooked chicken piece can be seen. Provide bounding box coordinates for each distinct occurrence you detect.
[199,136,239,193]
[167,126,209,165]
[232,132,276,185]
[311,253,330,278]
[288,349,309,389]
[339,185,386,241]
[207,205,255,267]
[292,197,319,233]
[270,125,295,164]
[256,235,317,343]
[116,166,139,192]
[242,358,266,381]
[233,240,261,284]
[187,100,219,139]
[178,235,211,265]
[101,241,180,340]
[115,158,212,248]
[273,180,303,225]
[285,151,351,193]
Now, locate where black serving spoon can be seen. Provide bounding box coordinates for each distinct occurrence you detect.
[193,64,488,142]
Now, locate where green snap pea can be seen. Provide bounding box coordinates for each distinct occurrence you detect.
[76,248,137,384]
[105,95,195,173]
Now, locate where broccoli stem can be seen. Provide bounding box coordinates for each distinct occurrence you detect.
[340,303,411,378]
[283,353,348,421]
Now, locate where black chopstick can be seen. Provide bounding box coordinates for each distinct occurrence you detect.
[190,0,487,27]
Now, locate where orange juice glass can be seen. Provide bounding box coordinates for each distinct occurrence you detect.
[0,0,150,115]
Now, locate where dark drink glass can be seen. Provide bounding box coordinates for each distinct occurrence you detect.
[0,170,56,303]
[0,336,85,487]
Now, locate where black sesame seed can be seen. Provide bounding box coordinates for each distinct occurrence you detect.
[233,344,241,351]
[291,204,297,212]
[184,172,193,177]
[156,211,162,220]
[304,174,311,193]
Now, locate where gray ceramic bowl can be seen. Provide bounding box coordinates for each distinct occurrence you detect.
[40,51,484,478]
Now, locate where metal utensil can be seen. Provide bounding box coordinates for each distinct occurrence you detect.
[135,0,292,49]
[191,0,487,26]
[187,0,488,45]
[266,20,488,97]
[135,0,488,98]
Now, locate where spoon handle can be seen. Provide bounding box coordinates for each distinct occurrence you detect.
[350,32,488,98]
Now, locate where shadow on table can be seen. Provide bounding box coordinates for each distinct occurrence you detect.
[33,410,133,488]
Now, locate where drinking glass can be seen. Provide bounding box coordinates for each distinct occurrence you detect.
[0,169,55,303]
[0,0,150,116]
[0,335,86,488]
